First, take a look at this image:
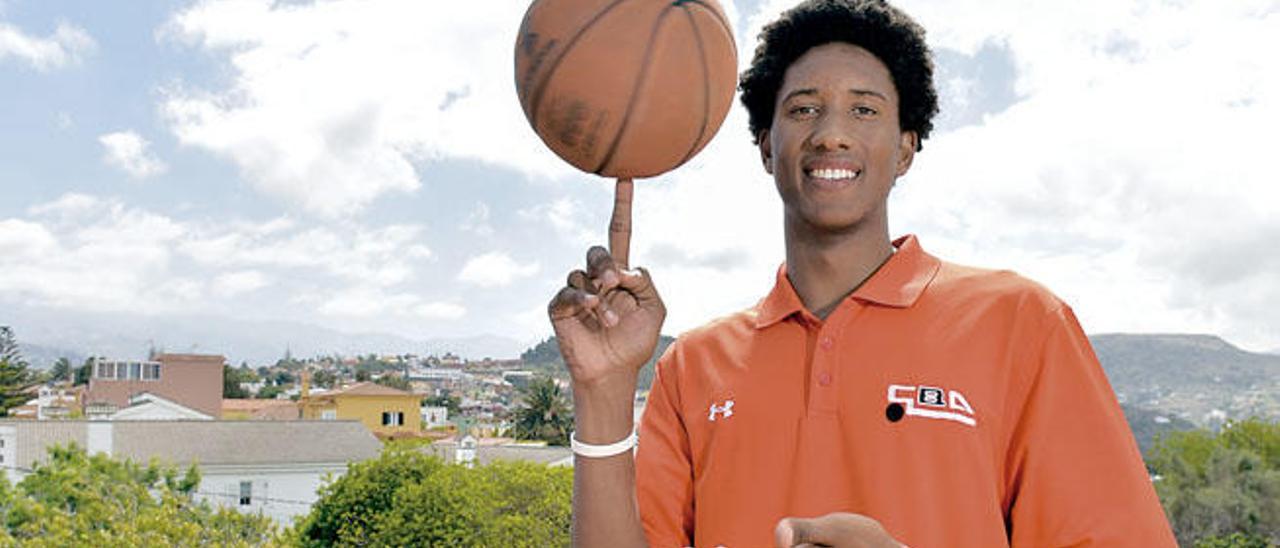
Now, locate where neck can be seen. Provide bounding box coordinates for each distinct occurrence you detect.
[783,213,894,320]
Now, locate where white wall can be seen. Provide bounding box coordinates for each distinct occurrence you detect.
[0,426,16,484]
[196,463,351,524]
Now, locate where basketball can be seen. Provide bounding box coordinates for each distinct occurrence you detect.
[515,0,738,179]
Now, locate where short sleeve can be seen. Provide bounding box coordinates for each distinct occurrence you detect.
[635,351,695,547]
[1005,305,1177,547]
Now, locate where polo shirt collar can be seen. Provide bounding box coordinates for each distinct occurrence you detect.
[752,234,941,329]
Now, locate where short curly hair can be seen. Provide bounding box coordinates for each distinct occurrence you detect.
[739,0,938,151]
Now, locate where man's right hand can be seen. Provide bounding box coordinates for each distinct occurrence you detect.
[547,245,665,389]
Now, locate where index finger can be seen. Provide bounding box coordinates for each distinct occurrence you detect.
[609,177,633,270]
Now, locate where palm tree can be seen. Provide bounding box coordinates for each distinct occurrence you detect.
[513,376,573,446]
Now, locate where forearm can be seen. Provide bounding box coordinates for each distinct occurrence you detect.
[572,376,648,548]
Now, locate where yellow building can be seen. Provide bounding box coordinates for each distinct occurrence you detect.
[300,382,420,437]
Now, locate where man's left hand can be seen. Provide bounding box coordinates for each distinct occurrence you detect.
[774,512,903,548]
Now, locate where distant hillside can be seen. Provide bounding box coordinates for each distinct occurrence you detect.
[1092,334,1280,429]
[5,304,525,366]
[15,343,87,370]
[520,335,676,391]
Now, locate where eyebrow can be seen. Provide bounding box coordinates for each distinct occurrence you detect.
[781,87,890,103]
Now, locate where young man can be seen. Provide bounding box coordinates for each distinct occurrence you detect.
[547,0,1177,546]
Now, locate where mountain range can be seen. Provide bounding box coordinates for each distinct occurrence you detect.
[7,303,529,367]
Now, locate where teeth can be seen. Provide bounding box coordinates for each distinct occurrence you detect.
[809,168,858,180]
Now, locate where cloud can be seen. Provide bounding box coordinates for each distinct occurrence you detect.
[460,202,494,237]
[99,131,168,179]
[160,0,571,217]
[457,252,540,288]
[415,302,467,320]
[211,270,268,297]
[2,194,449,326]
[0,20,95,70]
[312,286,466,320]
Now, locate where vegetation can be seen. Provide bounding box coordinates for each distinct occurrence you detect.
[512,376,572,446]
[520,334,675,391]
[73,357,92,386]
[0,326,35,415]
[291,446,571,547]
[48,357,72,383]
[223,364,251,399]
[1148,418,1280,546]
[422,392,461,416]
[374,374,411,392]
[0,444,275,546]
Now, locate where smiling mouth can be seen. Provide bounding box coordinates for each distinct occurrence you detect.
[803,167,862,188]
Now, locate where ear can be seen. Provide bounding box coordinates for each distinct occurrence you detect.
[895,131,918,177]
[758,129,773,175]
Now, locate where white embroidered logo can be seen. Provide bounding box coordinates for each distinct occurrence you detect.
[708,400,734,421]
[887,384,976,427]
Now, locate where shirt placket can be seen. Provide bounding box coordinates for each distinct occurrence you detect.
[808,302,862,416]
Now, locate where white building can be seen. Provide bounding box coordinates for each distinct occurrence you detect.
[421,405,449,429]
[108,392,214,421]
[0,420,380,524]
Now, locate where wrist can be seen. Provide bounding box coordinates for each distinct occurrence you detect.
[571,375,638,444]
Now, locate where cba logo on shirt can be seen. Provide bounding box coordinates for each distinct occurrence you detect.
[886,384,976,427]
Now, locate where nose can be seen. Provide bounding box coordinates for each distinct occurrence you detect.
[806,113,852,151]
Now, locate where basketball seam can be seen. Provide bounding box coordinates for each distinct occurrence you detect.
[683,0,736,55]
[673,5,712,169]
[592,4,679,175]
[526,0,631,130]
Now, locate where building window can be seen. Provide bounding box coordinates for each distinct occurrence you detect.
[130,362,142,380]
[96,362,114,379]
[382,411,404,426]
[320,409,336,420]
[239,481,252,506]
[115,364,127,380]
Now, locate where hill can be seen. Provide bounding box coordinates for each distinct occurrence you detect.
[1092,334,1280,439]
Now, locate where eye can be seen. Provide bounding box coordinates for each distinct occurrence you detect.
[787,104,820,119]
[853,105,878,117]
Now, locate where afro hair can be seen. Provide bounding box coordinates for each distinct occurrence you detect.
[739,0,939,151]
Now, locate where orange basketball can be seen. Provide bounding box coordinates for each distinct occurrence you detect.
[515,0,737,179]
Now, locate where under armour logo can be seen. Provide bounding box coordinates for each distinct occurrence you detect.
[708,400,734,421]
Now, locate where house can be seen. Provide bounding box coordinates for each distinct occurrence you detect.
[107,392,214,420]
[299,382,420,438]
[421,405,449,429]
[85,354,224,418]
[0,419,381,523]
[221,399,300,421]
[8,386,83,420]
[422,438,573,468]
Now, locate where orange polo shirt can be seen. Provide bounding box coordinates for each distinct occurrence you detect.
[635,235,1175,547]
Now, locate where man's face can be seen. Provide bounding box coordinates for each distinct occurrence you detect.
[759,42,916,235]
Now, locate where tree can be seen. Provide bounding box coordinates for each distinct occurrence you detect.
[0,443,275,545]
[1149,418,1280,545]
[0,326,35,415]
[423,392,461,417]
[256,384,284,400]
[355,369,371,382]
[374,374,411,392]
[512,376,572,446]
[312,370,337,389]
[73,357,93,386]
[49,357,72,383]
[291,446,571,547]
[222,365,249,399]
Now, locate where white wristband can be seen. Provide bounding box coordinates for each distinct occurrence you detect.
[570,429,638,458]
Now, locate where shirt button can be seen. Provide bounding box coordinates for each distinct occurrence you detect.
[819,337,833,350]
[817,372,832,386]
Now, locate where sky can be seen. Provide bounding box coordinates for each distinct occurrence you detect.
[1,0,1277,358]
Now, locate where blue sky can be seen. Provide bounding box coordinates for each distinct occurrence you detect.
[2,0,1278,359]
